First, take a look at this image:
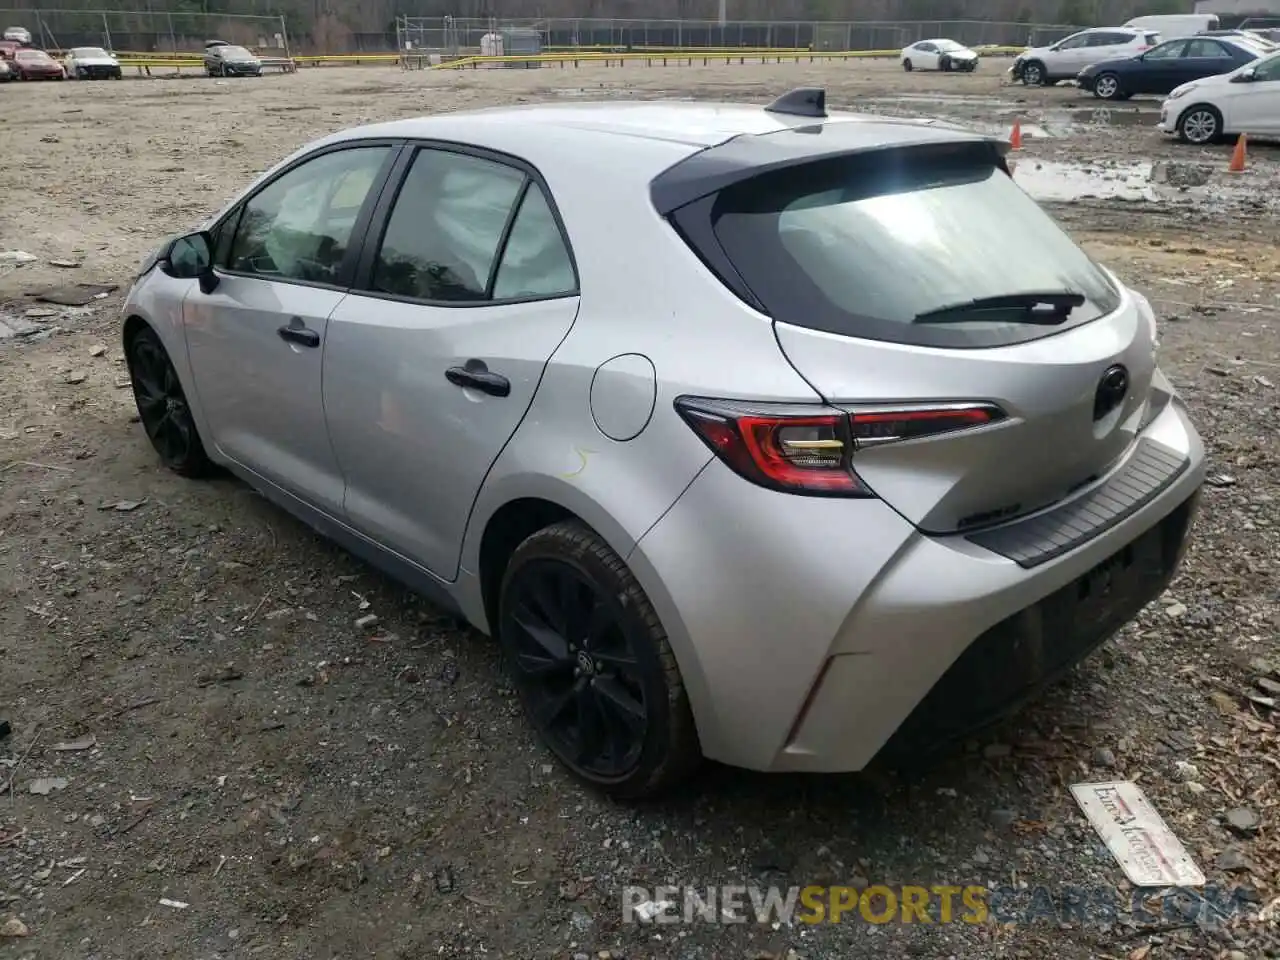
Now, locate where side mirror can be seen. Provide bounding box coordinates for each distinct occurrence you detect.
[160,231,219,293]
[1232,67,1256,82]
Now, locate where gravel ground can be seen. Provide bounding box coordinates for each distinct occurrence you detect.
[1,60,1278,960]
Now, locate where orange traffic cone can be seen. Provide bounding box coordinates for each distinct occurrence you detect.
[1009,121,1023,150]
[1228,133,1248,173]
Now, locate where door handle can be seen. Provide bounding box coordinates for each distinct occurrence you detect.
[446,364,510,398]
[278,318,320,349]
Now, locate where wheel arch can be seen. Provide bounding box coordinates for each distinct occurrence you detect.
[121,307,219,465]
[465,479,717,754]
[1176,101,1224,141]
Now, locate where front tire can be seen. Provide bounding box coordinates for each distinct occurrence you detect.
[1093,72,1122,100]
[1177,104,1222,144]
[1021,60,1045,86]
[902,58,912,71]
[498,521,701,799]
[126,325,214,478]
[941,55,951,71]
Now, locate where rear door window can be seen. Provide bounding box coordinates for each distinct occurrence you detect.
[696,146,1122,349]
[1184,38,1226,57]
[371,148,526,302]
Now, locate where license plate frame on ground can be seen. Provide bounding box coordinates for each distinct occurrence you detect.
[1071,780,1205,887]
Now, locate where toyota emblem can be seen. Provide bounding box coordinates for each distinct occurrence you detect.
[1093,365,1129,421]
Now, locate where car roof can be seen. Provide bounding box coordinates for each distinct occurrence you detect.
[330,99,981,152]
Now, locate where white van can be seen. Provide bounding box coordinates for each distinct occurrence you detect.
[1123,14,1220,40]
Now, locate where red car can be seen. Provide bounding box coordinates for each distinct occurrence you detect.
[0,40,21,60]
[11,48,65,80]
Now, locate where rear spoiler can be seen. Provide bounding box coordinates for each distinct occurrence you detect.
[649,106,1012,216]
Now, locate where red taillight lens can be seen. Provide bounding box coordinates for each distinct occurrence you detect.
[848,404,1004,446]
[676,398,867,496]
[675,398,1005,496]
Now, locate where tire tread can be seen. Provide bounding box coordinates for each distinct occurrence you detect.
[504,520,701,799]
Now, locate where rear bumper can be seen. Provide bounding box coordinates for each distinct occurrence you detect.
[630,385,1205,772]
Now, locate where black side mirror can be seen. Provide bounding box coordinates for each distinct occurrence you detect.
[160,231,219,293]
[1232,67,1256,82]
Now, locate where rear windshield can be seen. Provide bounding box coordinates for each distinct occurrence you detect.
[704,147,1122,348]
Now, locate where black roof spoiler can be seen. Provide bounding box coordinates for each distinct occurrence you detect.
[650,120,1010,216]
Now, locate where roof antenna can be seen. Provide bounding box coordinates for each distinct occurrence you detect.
[764,87,827,119]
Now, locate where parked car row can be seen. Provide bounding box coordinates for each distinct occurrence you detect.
[1,25,125,81]
[1076,33,1272,100]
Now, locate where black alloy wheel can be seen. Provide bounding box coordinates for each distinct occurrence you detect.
[498,521,700,798]
[126,326,213,477]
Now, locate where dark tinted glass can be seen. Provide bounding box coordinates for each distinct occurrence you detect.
[372,148,525,302]
[705,148,1122,349]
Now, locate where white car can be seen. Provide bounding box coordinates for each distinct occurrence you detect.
[2,25,31,44]
[1158,48,1280,143]
[900,39,979,72]
[63,46,122,80]
[1011,27,1160,86]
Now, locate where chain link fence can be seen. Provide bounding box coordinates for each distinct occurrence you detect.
[395,17,1083,57]
[0,8,289,55]
[0,8,1086,55]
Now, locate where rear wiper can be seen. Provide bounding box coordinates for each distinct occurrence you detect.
[913,291,1087,325]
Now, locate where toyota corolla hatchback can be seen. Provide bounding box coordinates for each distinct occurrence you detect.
[122,88,1205,797]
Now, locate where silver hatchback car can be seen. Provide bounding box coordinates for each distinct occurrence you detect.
[122,89,1205,797]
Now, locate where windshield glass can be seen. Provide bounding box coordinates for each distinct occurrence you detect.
[72,47,109,57]
[220,45,253,58]
[708,146,1121,348]
[15,49,48,60]
[934,39,964,51]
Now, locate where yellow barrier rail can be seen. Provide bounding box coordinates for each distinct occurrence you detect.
[435,46,1023,69]
[104,44,1024,73]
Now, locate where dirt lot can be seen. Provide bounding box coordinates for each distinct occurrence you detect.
[2,60,1279,959]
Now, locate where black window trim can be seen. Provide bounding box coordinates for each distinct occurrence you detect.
[350,139,581,310]
[208,137,406,294]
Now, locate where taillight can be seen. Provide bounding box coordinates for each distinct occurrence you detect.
[847,404,1004,447]
[675,398,1005,497]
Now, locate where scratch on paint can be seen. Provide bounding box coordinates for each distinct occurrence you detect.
[561,448,595,479]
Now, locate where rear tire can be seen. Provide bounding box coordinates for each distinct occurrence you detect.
[498,521,702,799]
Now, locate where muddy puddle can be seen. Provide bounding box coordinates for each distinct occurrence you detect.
[1010,158,1272,206]
[852,95,1160,139]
